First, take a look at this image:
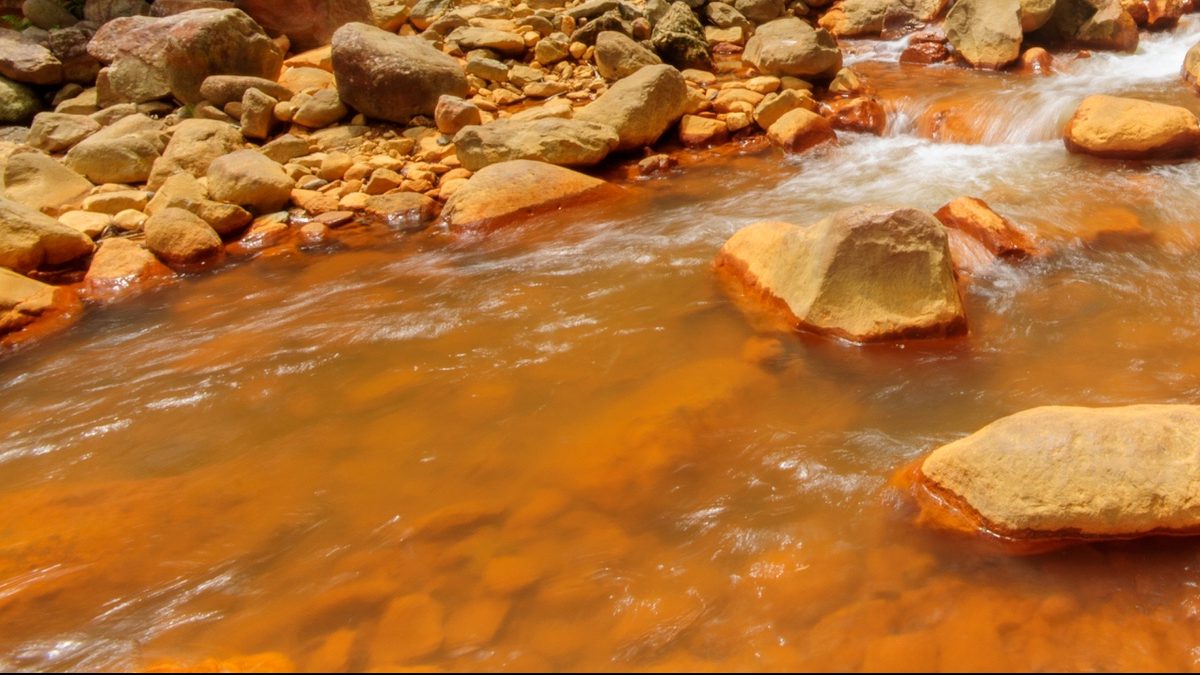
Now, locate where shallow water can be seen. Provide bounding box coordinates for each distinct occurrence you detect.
[4,21,1200,673]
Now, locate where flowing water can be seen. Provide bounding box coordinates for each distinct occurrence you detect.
[4,21,1200,673]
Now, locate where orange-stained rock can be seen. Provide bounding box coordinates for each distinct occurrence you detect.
[1078,205,1153,245]
[934,196,1039,257]
[715,205,966,342]
[444,597,510,650]
[0,196,96,274]
[678,114,729,147]
[1184,42,1200,91]
[944,227,999,277]
[0,266,75,336]
[1019,46,1053,75]
[1144,0,1184,28]
[482,554,545,595]
[914,96,986,144]
[900,38,950,65]
[825,96,887,135]
[82,237,175,303]
[307,628,358,672]
[908,405,1200,547]
[766,108,836,152]
[370,594,445,665]
[143,651,296,673]
[441,159,620,229]
[1064,95,1200,160]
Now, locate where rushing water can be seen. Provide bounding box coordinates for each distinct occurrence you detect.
[4,21,1200,673]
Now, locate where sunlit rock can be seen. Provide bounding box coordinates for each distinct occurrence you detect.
[934,196,1039,257]
[1064,94,1200,160]
[441,159,619,229]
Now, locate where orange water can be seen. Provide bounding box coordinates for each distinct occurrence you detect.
[5,29,1200,673]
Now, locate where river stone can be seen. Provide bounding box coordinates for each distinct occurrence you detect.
[650,1,712,70]
[64,113,164,184]
[199,75,292,106]
[332,22,469,123]
[1187,42,1200,91]
[944,0,1022,70]
[147,118,243,190]
[766,107,836,152]
[594,31,662,81]
[0,195,95,272]
[0,75,39,123]
[1033,0,1138,52]
[743,17,842,79]
[28,112,100,153]
[87,8,283,104]
[23,0,79,30]
[734,0,783,23]
[576,64,687,152]
[144,206,223,266]
[0,29,63,86]
[0,265,72,334]
[935,196,1037,257]
[452,118,619,171]
[1063,95,1200,160]
[447,26,526,57]
[714,205,966,342]
[3,152,93,213]
[234,0,374,51]
[83,236,174,303]
[434,95,481,135]
[292,89,347,128]
[206,149,293,213]
[442,159,617,229]
[917,405,1200,540]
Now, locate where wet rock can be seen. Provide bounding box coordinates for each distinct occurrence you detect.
[1184,42,1200,91]
[199,74,292,107]
[0,75,39,123]
[0,266,65,334]
[27,111,100,152]
[83,237,174,302]
[0,29,63,85]
[331,22,469,123]
[1034,0,1138,52]
[826,95,887,135]
[912,405,1200,543]
[147,118,243,190]
[434,95,481,135]
[1019,45,1053,74]
[453,117,619,171]
[1144,0,1185,29]
[594,30,662,81]
[679,114,728,146]
[162,196,252,236]
[576,64,686,152]
[3,152,93,214]
[934,196,1038,257]
[0,195,95,272]
[766,107,836,152]
[87,8,283,104]
[715,205,965,342]
[144,206,223,266]
[743,17,842,79]
[442,159,618,229]
[1063,95,1200,160]
[944,0,1022,69]
[233,0,373,51]
[370,594,445,665]
[206,149,294,213]
[650,1,712,70]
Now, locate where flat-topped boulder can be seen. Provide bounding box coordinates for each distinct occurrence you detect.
[453,118,619,172]
[442,159,619,229]
[0,196,95,273]
[1064,95,1200,160]
[715,205,966,342]
[910,405,1200,545]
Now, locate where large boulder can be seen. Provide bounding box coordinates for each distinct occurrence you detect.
[87,8,283,104]
[1063,95,1200,160]
[0,196,95,273]
[1033,0,1138,52]
[742,17,842,79]
[331,22,468,123]
[911,405,1200,543]
[206,149,293,213]
[0,29,63,85]
[442,159,619,229]
[714,205,966,342]
[0,266,69,335]
[234,0,374,51]
[3,152,93,214]
[944,0,1023,69]
[453,118,619,171]
[28,112,101,153]
[64,113,164,184]
[576,64,687,152]
[144,206,223,266]
[147,118,244,189]
[594,31,662,81]
[650,1,712,70]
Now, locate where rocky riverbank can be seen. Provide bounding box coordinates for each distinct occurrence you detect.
[1,0,1195,352]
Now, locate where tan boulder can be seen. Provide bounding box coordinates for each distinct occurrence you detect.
[452,118,619,172]
[1184,42,1200,91]
[679,114,728,147]
[912,405,1200,544]
[593,30,662,81]
[442,159,619,229]
[0,196,95,273]
[147,118,244,190]
[576,64,688,152]
[714,205,966,342]
[27,112,101,153]
[742,17,842,79]
[83,237,175,303]
[144,206,223,266]
[1063,95,1200,160]
[64,113,165,184]
[0,266,69,335]
[3,152,93,214]
[206,149,294,213]
[766,108,837,152]
[934,196,1038,257]
[944,0,1023,70]
[361,192,439,231]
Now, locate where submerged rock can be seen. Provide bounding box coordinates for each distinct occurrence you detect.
[911,405,1200,545]
[442,159,619,229]
[1063,95,1200,160]
[715,205,966,342]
